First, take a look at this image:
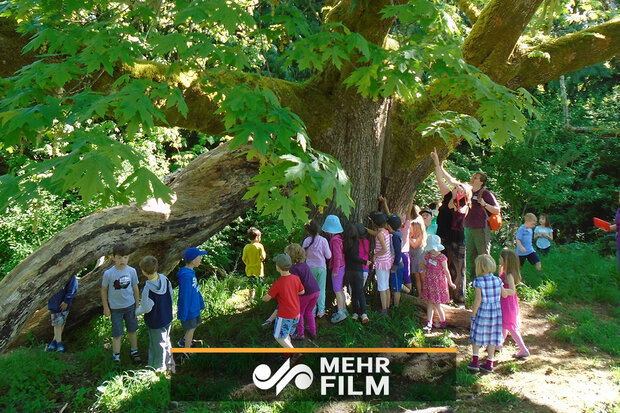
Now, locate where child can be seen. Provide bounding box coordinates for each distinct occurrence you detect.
[135,256,175,372]
[343,223,370,324]
[367,211,393,314]
[468,254,504,373]
[101,244,141,365]
[176,247,206,351]
[387,214,404,307]
[263,253,305,349]
[420,235,456,332]
[379,196,415,295]
[355,223,371,287]
[499,249,530,358]
[46,275,78,353]
[322,215,347,324]
[242,227,267,299]
[285,244,320,340]
[301,220,332,318]
[534,214,553,255]
[516,213,542,270]
[409,211,427,297]
[420,208,437,236]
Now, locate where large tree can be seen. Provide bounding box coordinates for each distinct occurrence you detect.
[0,0,618,352]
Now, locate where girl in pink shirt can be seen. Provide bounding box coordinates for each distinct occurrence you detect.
[322,215,347,324]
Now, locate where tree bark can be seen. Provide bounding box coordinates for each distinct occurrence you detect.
[3,143,258,351]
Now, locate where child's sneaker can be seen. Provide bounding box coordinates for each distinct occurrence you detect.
[514,351,530,359]
[479,361,494,373]
[56,342,66,353]
[361,314,370,324]
[331,310,347,324]
[177,338,201,348]
[467,361,479,371]
[113,353,121,366]
[439,321,447,329]
[351,313,359,321]
[317,310,326,318]
[422,321,432,332]
[130,350,142,364]
[46,340,57,352]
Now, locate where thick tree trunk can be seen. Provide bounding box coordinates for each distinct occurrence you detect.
[2,143,258,351]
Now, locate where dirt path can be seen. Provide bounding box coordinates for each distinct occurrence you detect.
[447,302,619,412]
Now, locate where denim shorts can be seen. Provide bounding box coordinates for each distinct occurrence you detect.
[110,304,138,337]
[181,315,202,331]
[273,316,299,339]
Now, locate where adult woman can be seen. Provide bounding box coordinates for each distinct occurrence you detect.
[464,171,500,282]
[430,149,472,303]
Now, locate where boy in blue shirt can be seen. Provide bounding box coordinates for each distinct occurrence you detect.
[136,256,175,373]
[176,247,206,353]
[516,213,542,271]
[46,275,78,353]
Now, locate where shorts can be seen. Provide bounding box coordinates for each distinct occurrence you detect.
[50,310,69,326]
[376,268,390,292]
[519,252,540,266]
[273,316,299,339]
[331,265,345,292]
[390,268,404,292]
[181,315,202,331]
[111,304,138,337]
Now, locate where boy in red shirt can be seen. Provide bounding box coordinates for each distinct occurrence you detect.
[262,253,305,348]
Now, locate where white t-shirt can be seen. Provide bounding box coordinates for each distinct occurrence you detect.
[102,265,138,309]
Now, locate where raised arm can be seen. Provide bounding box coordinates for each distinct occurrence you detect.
[379,195,390,215]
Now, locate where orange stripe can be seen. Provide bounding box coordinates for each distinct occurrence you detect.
[171,348,456,354]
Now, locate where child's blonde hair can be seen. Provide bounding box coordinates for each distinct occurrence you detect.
[524,212,537,223]
[500,248,522,285]
[284,243,306,265]
[475,254,497,277]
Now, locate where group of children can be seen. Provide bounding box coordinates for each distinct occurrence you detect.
[516,212,554,271]
[98,245,208,371]
[468,249,530,373]
[45,205,542,375]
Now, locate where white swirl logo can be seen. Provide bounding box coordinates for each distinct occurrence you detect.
[252,358,313,395]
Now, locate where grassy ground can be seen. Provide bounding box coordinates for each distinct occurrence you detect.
[0,243,618,412]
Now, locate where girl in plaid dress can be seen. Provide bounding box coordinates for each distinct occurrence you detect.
[468,254,505,373]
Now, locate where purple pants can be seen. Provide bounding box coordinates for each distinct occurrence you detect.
[402,252,411,284]
[297,291,320,337]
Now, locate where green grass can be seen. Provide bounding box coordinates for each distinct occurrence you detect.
[2,242,617,411]
[519,243,620,305]
[485,385,520,405]
[552,308,620,356]
[94,370,169,412]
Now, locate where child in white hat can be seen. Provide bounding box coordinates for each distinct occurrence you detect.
[420,235,456,332]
